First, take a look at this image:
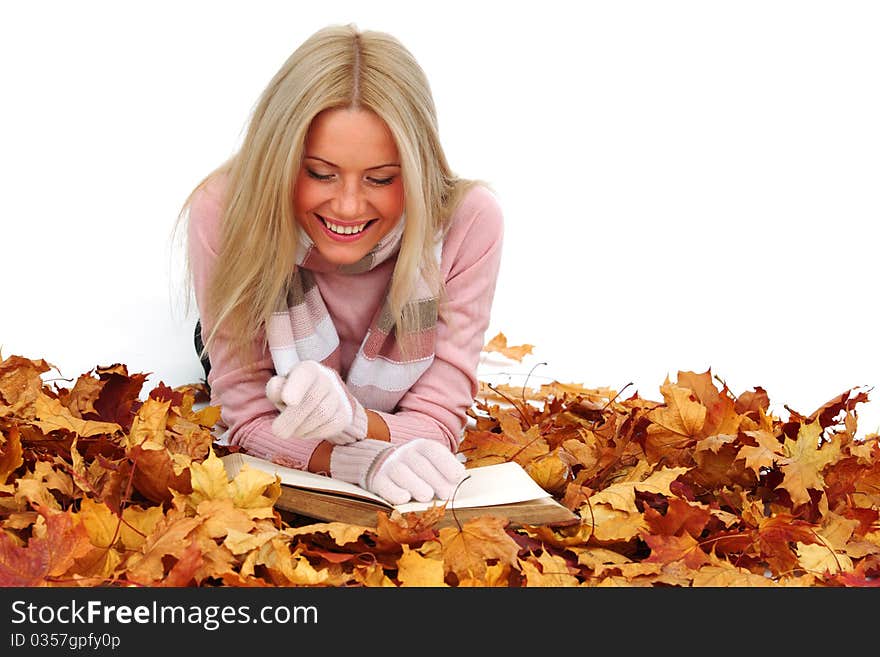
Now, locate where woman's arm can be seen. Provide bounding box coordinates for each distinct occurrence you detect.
[373,184,505,451]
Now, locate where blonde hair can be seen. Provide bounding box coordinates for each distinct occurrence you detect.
[175,23,481,368]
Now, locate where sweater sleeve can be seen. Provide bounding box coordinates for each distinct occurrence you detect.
[374,184,504,451]
[186,175,322,470]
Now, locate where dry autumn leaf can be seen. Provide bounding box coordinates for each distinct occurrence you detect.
[483,332,534,361]
[0,350,878,587]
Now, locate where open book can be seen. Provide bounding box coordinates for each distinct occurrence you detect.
[221,452,579,529]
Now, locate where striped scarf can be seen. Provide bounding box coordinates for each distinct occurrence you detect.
[266,218,441,412]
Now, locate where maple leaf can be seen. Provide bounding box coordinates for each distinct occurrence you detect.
[260,539,330,586]
[84,364,148,431]
[754,514,820,576]
[438,515,521,581]
[483,332,534,361]
[374,507,446,545]
[588,465,688,513]
[397,544,447,586]
[14,460,73,510]
[642,532,710,570]
[124,509,204,584]
[777,420,842,506]
[115,505,162,551]
[644,381,707,464]
[738,429,784,475]
[459,413,550,468]
[676,369,742,436]
[181,449,279,517]
[519,550,580,586]
[0,425,23,484]
[650,380,707,437]
[735,386,771,417]
[691,556,777,587]
[524,448,571,495]
[0,506,92,586]
[807,387,871,430]
[78,496,122,550]
[286,520,373,547]
[582,503,646,543]
[643,498,712,539]
[54,373,105,420]
[0,355,52,420]
[192,498,257,539]
[33,392,123,438]
[129,444,193,505]
[455,561,513,587]
[159,539,205,586]
[125,397,171,449]
[796,541,853,576]
[73,497,126,582]
[224,528,278,556]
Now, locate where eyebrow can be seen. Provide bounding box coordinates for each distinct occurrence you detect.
[304,155,401,170]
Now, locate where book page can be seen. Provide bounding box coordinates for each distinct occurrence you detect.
[223,453,391,506]
[395,461,552,514]
[222,453,552,513]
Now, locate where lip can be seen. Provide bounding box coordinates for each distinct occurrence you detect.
[315,213,376,242]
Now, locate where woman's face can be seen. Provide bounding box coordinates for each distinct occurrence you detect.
[293,107,405,265]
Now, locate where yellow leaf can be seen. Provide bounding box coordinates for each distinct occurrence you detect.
[648,382,707,438]
[691,561,777,587]
[78,497,121,549]
[796,542,853,575]
[483,332,534,361]
[33,393,121,437]
[0,426,23,485]
[633,466,690,495]
[777,421,841,506]
[519,551,580,586]
[438,516,520,581]
[119,505,164,551]
[125,398,171,449]
[185,450,279,517]
[125,511,203,584]
[587,466,687,513]
[738,430,784,475]
[584,504,646,542]
[224,528,278,556]
[194,498,256,539]
[262,540,329,586]
[285,522,372,547]
[455,561,513,587]
[397,545,446,586]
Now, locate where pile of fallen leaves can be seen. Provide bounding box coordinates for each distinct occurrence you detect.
[1,334,878,587]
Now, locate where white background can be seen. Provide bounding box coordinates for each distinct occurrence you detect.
[2,1,878,435]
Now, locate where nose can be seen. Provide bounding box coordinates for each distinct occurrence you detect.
[331,177,366,220]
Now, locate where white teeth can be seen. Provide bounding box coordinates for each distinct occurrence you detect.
[321,216,368,235]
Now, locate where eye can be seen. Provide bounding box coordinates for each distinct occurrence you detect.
[367,176,395,186]
[306,168,334,181]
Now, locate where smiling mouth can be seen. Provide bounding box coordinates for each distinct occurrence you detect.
[316,214,378,236]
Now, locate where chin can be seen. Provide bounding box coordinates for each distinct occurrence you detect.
[314,242,372,266]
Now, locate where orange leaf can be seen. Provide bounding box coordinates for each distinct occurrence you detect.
[0,425,23,484]
[483,332,534,361]
[438,516,521,581]
[0,506,92,586]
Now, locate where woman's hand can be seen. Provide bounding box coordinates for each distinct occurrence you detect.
[266,360,368,444]
[330,438,466,505]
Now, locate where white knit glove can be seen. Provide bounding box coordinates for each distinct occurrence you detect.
[266,360,368,445]
[330,438,466,505]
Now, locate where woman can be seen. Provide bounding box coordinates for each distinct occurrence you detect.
[181,24,504,506]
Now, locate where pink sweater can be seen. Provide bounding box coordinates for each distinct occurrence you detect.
[187,175,504,470]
